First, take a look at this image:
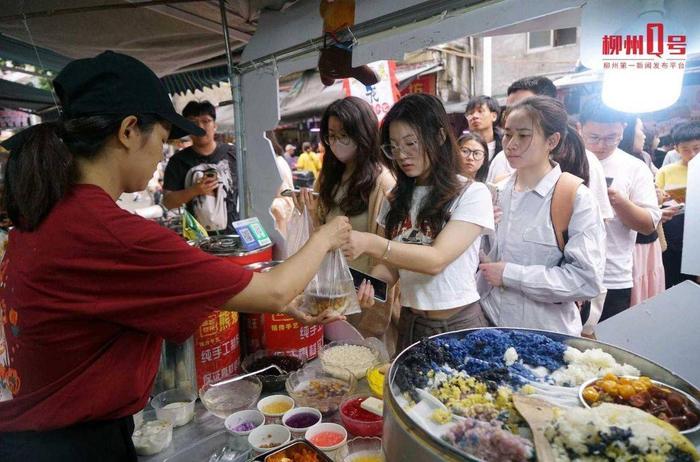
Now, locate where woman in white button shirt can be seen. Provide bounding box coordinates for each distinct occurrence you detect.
[477,96,605,336]
[342,94,495,352]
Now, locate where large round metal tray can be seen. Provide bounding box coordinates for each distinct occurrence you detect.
[383,327,700,462]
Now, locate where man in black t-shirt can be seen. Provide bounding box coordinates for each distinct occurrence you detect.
[163,101,239,234]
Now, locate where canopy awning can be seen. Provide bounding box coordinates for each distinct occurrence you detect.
[0,79,56,113]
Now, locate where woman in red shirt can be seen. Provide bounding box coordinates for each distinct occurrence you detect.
[0,51,350,461]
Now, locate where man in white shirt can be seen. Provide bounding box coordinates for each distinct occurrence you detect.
[465,95,502,160]
[486,76,613,221]
[580,98,662,324]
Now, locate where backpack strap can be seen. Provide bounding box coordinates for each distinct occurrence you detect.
[550,172,583,252]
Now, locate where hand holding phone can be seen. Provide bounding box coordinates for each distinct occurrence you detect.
[349,267,388,303]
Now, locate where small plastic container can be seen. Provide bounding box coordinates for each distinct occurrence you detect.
[224,409,265,436]
[257,394,295,424]
[248,424,291,454]
[131,420,173,456]
[286,365,356,415]
[366,364,389,398]
[151,388,197,427]
[305,422,348,460]
[199,375,262,418]
[339,395,383,437]
[282,406,322,438]
[344,436,384,462]
[241,349,306,392]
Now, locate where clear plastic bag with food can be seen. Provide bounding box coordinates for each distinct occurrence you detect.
[303,250,361,317]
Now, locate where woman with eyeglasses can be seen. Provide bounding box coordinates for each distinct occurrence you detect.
[294,96,395,339]
[341,94,495,352]
[477,96,605,336]
[457,133,491,182]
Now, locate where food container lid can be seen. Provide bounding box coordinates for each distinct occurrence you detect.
[195,234,272,256]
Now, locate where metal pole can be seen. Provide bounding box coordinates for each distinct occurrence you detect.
[219,0,247,219]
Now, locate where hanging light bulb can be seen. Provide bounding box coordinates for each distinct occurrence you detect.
[601,0,686,113]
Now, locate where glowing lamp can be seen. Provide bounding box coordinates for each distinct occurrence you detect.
[601,0,686,113]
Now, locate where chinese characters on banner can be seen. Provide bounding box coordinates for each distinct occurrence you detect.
[601,22,687,69]
[343,60,400,122]
[193,311,241,388]
[400,73,437,97]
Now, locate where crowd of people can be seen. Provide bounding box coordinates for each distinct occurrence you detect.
[150,75,697,351]
[275,75,697,351]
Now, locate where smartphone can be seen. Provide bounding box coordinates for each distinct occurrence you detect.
[605,177,614,187]
[281,188,320,197]
[349,267,388,303]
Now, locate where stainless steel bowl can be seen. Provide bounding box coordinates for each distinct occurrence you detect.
[383,327,700,462]
[579,375,700,434]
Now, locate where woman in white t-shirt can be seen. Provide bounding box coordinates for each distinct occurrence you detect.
[477,96,605,336]
[341,94,494,353]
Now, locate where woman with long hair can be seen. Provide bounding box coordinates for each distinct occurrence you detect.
[342,94,495,352]
[295,96,395,338]
[457,133,490,182]
[0,51,350,461]
[477,96,605,336]
[619,116,665,305]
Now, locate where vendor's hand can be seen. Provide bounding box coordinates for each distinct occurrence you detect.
[191,177,218,196]
[316,216,351,251]
[479,261,506,287]
[655,188,668,205]
[285,303,346,326]
[292,187,319,214]
[357,279,375,309]
[493,205,503,225]
[341,231,370,261]
[661,205,681,223]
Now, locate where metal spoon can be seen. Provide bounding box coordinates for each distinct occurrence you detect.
[210,364,285,388]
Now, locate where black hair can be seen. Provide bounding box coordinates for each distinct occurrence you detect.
[579,97,626,125]
[382,94,463,240]
[318,97,384,219]
[265,130,284,156]
[506,96,589,185]
[642,125,658,153]
[671,121,700,145]
[182,100,216,121]
[619,115,645,159]
[3,115,159,231]
[507,76,557,98]
[465,95,500,118]
[457,133,490,182]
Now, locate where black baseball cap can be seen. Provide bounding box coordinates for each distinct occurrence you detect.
[55,50,204,138]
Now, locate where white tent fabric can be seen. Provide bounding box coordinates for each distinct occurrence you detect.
[0,1,295,77]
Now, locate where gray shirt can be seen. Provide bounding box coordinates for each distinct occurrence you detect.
[478,164,606,336]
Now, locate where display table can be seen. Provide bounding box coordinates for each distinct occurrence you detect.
[139,366,373,462]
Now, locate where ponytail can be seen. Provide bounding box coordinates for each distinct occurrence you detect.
[552,124,589,186]
[3,123,74,231]
[2,114,158,231]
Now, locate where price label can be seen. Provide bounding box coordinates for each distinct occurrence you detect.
[232,217,271,251]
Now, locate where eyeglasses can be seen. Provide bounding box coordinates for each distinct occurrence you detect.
[381,139,421,160]
[582,134,621,147]
[460,148,485,160]
[323,134,353,146]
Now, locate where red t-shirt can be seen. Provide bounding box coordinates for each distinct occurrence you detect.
[0,185,253,431]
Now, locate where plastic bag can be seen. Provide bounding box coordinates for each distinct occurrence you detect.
[303,249,361,317]
[182,209,208,241]
[284,205,313,258]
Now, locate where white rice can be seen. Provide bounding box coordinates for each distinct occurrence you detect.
[545,403,699,461]
[550,347,640,386]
